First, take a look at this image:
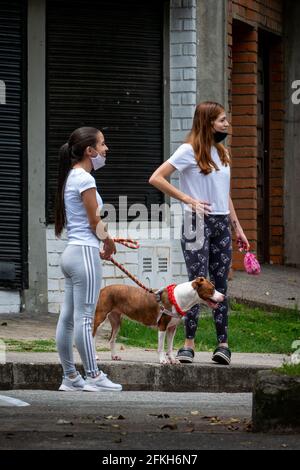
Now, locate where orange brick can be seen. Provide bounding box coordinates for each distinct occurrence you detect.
[232,115,257,126]
[234,63,256,74]
[232,105,257,115]
[270,207,283,217]
[232,136,257,146]
[232,95,257,106]
[233,85,257,95]
[231,157,256,167]
[233,199,257,209]
[232,167,257,178]
[271,187,283,196]
[231,149,257,158]
[232,179,257,190]
[270,217,283,226]
[270,178,283,187]
[232,74,257,84]
[270,246,283,255]
[233,126,257,136]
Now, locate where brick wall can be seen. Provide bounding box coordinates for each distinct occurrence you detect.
[228,0,284,269]
[232,0,282,34]
[268,38,284,264]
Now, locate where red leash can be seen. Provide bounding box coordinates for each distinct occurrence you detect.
[108,238,154,293]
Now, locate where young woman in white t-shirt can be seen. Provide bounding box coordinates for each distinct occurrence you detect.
[149,102,250,365]
[54,126,122,391]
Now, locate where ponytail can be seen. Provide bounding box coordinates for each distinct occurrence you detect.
[54,143,72,237]
[54,126,100,238]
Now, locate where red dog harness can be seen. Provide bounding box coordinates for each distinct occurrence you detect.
[166,284,187,317]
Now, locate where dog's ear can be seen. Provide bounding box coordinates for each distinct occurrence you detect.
[191,277,205,290]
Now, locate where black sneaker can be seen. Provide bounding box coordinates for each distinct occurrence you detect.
[212,346,231,365]
[176,347,195,363]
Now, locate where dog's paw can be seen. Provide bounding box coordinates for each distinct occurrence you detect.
[111,355,122,361]
[159,354,170,365]
[167,355,180,365]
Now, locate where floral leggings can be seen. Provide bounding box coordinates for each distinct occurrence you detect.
[181,212,232,344]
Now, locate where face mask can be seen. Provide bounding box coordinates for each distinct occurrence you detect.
[213,131,228,144]
[90,153,106,171]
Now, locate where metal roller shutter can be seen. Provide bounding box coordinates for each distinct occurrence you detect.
[47,0,164,222]
[0,0,27,289]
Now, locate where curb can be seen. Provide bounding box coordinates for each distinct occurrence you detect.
[0,362,274,393]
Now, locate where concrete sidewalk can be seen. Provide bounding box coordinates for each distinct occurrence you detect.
[229,264,300,311]
[0,349,288,393]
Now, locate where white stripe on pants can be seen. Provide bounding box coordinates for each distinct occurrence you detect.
[56,244,102,378]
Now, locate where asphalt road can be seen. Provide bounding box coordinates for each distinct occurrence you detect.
[0,390,299,451]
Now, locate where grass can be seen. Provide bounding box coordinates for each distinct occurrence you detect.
[1,338,110,353]
[1,303,299,354]
[274,363,300,377]
[118,302,300,354]
[2,339,57,352]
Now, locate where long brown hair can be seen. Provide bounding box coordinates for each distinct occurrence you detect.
[186,101,230,175]
[54,126,99,238]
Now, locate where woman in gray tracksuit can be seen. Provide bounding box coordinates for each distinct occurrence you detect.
[55,126,122,392]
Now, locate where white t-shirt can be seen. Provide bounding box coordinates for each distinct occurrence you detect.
[64,168,103,248]
[168,143,230,214]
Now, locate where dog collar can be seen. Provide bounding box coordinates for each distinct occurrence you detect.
[166,284,186,317]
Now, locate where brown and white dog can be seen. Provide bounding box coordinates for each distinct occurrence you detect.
[93,277,224,364]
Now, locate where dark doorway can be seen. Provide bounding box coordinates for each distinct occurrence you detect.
[46,0,164,223]
[257,31,270,263]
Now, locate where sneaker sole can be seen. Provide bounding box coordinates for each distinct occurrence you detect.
[176,356,194,363]
[92,386,122,392]
[212,352,231,365]
[59,384,84,392]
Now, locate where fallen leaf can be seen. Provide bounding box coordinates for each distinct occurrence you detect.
[57,419,73,425]
[160,423,178,430]
[184,426,195,433]
[112,424,120,428]
[105,415,117,420]
[281,444,288,448]
[228,418,240,424]
[190,410,199,416]
[149,413,170,419]
[117,415,126,420]
[227,425,239,431]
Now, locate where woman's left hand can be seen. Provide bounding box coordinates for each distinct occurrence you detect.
[236,229,250,252]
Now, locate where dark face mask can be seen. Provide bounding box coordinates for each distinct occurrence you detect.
[213,131,228,143]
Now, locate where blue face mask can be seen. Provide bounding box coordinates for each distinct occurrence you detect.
[90,154,106,170]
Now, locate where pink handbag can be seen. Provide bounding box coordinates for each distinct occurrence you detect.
[237,239,261,275]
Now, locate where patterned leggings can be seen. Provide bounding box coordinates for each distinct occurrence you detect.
[181,212,232,344]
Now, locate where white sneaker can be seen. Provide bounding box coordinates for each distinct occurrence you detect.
[85,372,122,391]
[58,372,98,392]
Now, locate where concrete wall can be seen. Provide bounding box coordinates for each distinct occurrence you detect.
[23,0,48,313]
[196,0,228,107]
[284,0,300,266]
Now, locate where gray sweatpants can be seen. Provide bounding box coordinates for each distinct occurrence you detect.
[56,244,102,378]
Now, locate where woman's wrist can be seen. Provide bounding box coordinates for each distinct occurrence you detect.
[230,218,242,234]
